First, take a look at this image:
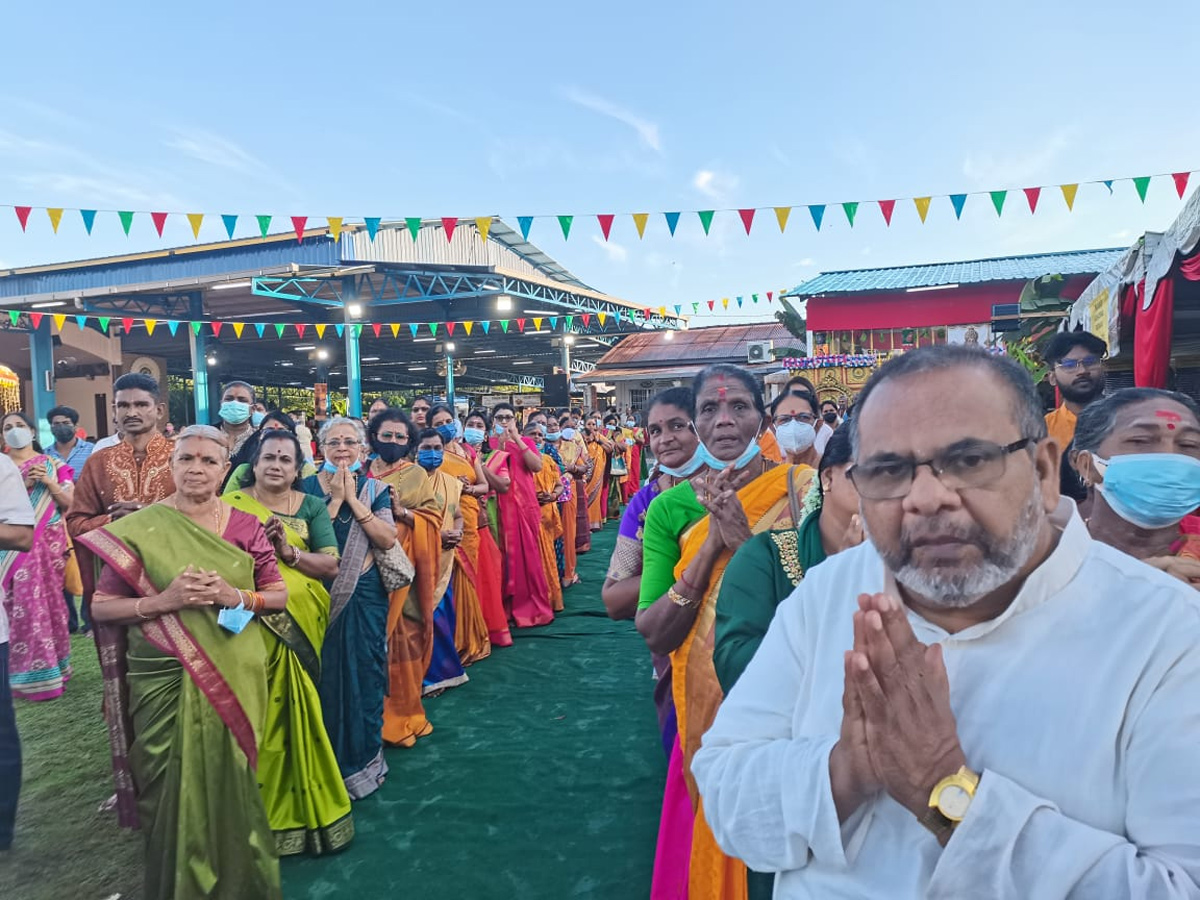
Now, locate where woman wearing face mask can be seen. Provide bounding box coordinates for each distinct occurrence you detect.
[557,413,592,555]
[620,413,647,505]
[770,390,822,468]
[460,410,511,647]
[636,365,813,900]
[485,403,553,627]
[360,410,443,747]
[758,376,819,463]
[225,410,316,492]
[0,412,74,700]
[525,422,565,612]
[1072,388,1200,586]
[602,413,627,521]
[583,417,609,532]
[427,405,492,664]
[543,416,579,588]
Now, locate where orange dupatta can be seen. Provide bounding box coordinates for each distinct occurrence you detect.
[534,456,565,611]
[671,463,811,900]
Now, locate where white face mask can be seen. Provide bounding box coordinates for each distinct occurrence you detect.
[3,426,33,450]
[775,420,816,455]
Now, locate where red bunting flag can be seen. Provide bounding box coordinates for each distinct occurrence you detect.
[372,323,382,338]
[30,312,43,329]
[597,214,615,240]
[707,300,715,311]
[516,318,526,332]
[211,322,223,336]
[1173,172,1191,198]
[738,208,756,234]
[296,323,307,339]
[581,314,591,327]
[441,217,458,242]
[151,212,168,236]
[767,292,774,303]
[878,199,896,226]
[121,317,134,333]
[14,206,32,231]
[446,321,456,336]
[291,216,307,243]
[1024,187,1041,214]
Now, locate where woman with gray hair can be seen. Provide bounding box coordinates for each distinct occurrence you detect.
[300,417,407,798]
[1071,387,1200,585]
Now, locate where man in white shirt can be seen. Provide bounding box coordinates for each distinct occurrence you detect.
[0,453,36,851]
[693,345,1200,898]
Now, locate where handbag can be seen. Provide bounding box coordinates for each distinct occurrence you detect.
[373,539,414,592]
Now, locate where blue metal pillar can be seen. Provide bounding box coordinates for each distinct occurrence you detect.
[187,292,210,424]
[445,352,455,405]
[343,278,363,419]
[29,321,56,448]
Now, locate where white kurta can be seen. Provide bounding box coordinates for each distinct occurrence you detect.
[693,500,1200,898]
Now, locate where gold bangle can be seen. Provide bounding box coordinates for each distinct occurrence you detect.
[668,586,698,609]
[135,597,152,620]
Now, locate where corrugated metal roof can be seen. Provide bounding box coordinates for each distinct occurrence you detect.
[594,323,799,368]
[574,361,781,383]
[786,248,1126,297]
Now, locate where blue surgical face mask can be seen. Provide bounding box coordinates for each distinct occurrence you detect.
[659,451,705,479]
[463,427,485,446]
[251,411,266,428]
[435,423,458,445]
[691,424,762,472]
[1091,452,1200,530]
[493,423,506,436]
[322,459,362,474]
[545,431,562,442]
[220,400,251,425]
[417,448,444,471]
[561,427,577,441]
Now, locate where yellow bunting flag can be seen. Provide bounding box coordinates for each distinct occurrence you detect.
[53,314,67,331]
[533,317,543,330]
[47,208,64,233]
[232,322,245,338]
[475,217,492,242]
[722,297,730,309]
[1060,183,1079,210]
[598,312,607,326]
[463,321,474,335]
[314,323,327,339]
[145,319,158,336]
[326,216,343,242]
[187,213,204,239]
[774,206,791,232]
[390,323,401,338]
[914,197,932,223]
[632,213,649,238]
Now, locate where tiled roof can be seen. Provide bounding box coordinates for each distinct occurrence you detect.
[785,248,1126,297]
[594,323,800,368]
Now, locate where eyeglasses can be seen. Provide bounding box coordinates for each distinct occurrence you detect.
[411,406,430,414]
[323,438,361,449]
[774,413,815,425]
[493,414,515,423]
[376,431,407,442]
[1055,355,1103,371]
[847,438,1035,500]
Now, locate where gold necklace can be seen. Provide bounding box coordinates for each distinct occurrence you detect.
[171,496,221,533]
[249,485,298,517]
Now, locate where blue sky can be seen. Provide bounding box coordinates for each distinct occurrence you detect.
[1,0,1197,324]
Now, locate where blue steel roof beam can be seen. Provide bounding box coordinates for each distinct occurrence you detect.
[81,293,196,317]
[251,276,345,308]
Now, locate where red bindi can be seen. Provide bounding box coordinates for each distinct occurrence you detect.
[1156,409,1182,430]
[717,386,727,400]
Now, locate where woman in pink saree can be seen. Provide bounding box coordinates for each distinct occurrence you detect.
[485,403,553,627]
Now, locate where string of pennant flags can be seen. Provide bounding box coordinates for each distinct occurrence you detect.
[2,170,1195,245]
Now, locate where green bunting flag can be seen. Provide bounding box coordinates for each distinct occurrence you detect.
[1133,176,1151,203]
[97,317,110,332]
[842,202,859,227]
[557,215,573,239]
[7,310,18,326]
[190,321,201,335]
[118,211,134,235]
[697,210,714,235]
[428,322,437,335]
[990,190,1007,216]
[565,316,574,329]
[500,320,510,333]
[406,218,422,240]
[353,324,363,337]
[256,215,272,238]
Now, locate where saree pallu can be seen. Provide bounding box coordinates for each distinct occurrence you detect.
[423,471,467,694]
[489,442,553,627]
[585,442,607,529]
[534,458,565,612]
[223,491,353,856]
[439,452,491,666]
[476,523,511,647]
[671,465,806,900]
[78,506,280,900]
[623,437,644,504]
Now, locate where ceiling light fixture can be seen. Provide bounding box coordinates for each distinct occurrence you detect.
[512,360,532,366]
[211,280,252,291]
[347,303,363,317]
[294,344,316,351]
[361,356,380,362]
[316,349,330,360]
[564,335,575,345]
[408,366,428,372]
[413,337,436,343]
[445,342,456,352]
[30,301,67,309]
[496,295,513,312]
[475,349,497,354]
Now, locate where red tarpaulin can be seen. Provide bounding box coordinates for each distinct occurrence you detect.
[806,285,1016,332]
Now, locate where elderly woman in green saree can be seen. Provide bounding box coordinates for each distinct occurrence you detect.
[78,425,288,900]
[223,429,354,856]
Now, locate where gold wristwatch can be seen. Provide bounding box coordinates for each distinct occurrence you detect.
[920,766,980,838]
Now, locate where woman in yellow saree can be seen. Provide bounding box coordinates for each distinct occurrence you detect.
[79,425,288,900]
[637,367,812,900]
[223,430,354,856]
[583,415,609,531]
[524,421,565,612]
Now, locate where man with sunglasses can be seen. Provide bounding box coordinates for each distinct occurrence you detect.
[694,345,1200,898]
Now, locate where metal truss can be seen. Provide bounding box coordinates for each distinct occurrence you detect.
[570,359,596,374]
[468,364,545,389]
[82,292,198,318]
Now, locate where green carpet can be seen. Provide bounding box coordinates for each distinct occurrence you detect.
[282,523,666,899]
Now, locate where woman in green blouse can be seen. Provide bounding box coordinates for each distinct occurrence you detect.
[713,424,863,693]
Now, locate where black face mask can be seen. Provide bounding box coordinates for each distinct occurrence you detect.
[822,411,838,424]
[51,424,76,443]
[374,443,408,464]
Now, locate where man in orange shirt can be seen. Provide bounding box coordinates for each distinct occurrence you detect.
[1043,330,1107,504]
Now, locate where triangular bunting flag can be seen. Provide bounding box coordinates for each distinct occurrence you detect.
[517,216,533,240]
[657,306,666,316]
[949,194,968,219]
[737,297,744,308]
[427,322,438,335]
[500,320,510,333]
[597,214,615,240]
[1132,176,1151,203]
[80,209,96,234]
[692,302,699,313]
[1173,173,1191,198]
[565,316,574,329]
[188,321,200,335]
[231,322,245,338]
[914,197,932,223]
[14,207,32,231]
[581,314,591,327]
[774,206,791,232]
[314,323,327,339]
[463,321,474,336]
[664,212,680,236]
[254,323,265,338]
[295,323,307,339]
[878,199,896,226]
[722,298,729,309]
[549,317,558,329]
[118,211,134,235]
[674,305,681,315]
[8,310,20,326]
[475,216,492,242]
[167,320,180,336]
[211,322,223,337]
[53,313,69,330]
[372,323,383,338]
[707,300,715,311]
[187,213,204,239]
[697,210,715,235]
[752,294,759,304]
[597,312,607,327]
[1024,187,1041,213]
[291,216,307,243]
[406,217,421,240]
[334,324,344,338]
[990,191,1007,216]
[481,321,491,335]
[353,324,363,337]
[151,212,168,236]
[531,318,541,331]
[1060,184,1079,210]
[75,315,89,330]
[557,215,573,240]
[390,323,401,338]
[1103,180,1114,194]
[632,213,649,238]
[144,319,157,336]
[409,324,419,338]
[274,323,286,338]
[30,313,43,329]
[516,318,526,333]
[222,214,238,239]
[809,205,825,230]
[326,216,343,242]
[364,217,381,241]
[842,202,859,227]
[120,317,134,334]
[738,208,756,234]
[47,208,63,233]
[767,292,774,303]
[441,217,458,241]
[256,214,272,238]
[447,321,456,336]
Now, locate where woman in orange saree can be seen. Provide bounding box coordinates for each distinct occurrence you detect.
[524,422,565,612]
[544,416,579,587]
[464,409,512,647]
[583,416,609,531]
[559,413,592,556]
[637,365,810,900]
[364,410,443,748]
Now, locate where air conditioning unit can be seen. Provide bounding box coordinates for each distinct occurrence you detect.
[746,341,774,364]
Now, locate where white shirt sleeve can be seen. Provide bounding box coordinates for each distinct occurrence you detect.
[0,454,35,527]
[692,588,851,873]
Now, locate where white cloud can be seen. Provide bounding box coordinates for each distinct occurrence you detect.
[693,168,739,201]
[164,129,263,173]
[562,87,662,154]
[591,234,628,263]
[793,257,816,268]
[962,128,1075,187]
